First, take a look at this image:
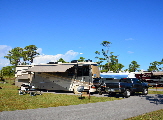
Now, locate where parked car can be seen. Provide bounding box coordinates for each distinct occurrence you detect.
[98,78,149,98]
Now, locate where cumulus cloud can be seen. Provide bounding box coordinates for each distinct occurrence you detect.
[0,45,12,57]
[125,38,134,41]
[0,45,12,69]
[36,48,42,54]
[0,45,79,68]
[127,51,134,54]
[33,50,79,64]
[0,59,10,68]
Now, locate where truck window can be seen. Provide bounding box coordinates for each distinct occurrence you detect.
[136,79,142,83]
[132,78,142,83]
[120,79,131,83]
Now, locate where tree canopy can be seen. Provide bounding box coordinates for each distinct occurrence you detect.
[78,57,85,62]
[148,59,163,72]
[128,61,140,72]
[57,58,67,63]
[4,45,40,67]
[0,66,15,77]
[95,41,124,72]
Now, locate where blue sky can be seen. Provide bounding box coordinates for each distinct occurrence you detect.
[0,0,163,71]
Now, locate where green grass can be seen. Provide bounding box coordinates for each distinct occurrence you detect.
[148,90,163,94]
[0,80,123,112]
[126,109,163,120]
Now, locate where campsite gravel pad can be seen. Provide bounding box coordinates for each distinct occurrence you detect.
[0,94,163,120]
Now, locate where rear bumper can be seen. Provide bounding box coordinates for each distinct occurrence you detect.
[105,88,125,93]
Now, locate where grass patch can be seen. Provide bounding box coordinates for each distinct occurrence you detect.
[149,87,163,89]
[148,90,163,94]
[126,109,163,120]
[0,80,123,112]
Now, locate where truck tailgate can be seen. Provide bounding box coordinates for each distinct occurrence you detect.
[105,82,119,88]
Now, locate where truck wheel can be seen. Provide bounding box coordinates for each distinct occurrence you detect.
[142,88,148,95]
[123,89,131,98]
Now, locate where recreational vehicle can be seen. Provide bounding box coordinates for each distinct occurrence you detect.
[15,60,100,94]
[134,72,163,87]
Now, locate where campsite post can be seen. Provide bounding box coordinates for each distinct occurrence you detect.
[89,64,91,100]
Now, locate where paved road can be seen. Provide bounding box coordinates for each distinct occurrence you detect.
[0,94,163,120]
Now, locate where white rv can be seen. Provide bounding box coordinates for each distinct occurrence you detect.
[15,65,33,87]
[15,60,100,93]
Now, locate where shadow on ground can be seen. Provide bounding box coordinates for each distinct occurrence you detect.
[139,94,163,105]
[99,93,163,105]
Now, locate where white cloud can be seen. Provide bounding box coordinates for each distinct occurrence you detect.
[0,59,11,68]
[0,45,12,69]
[0,45,79,68]
[0,45,12,57]
[125,38,134,41]
[36,48,42,54]
[127,51,134,54]
[33,50,79,64]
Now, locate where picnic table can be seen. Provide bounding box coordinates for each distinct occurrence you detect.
[18,86,42,96]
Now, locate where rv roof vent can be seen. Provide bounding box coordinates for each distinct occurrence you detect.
[71,60,78,63]
[85,59,92,62]
[47,62,55,64]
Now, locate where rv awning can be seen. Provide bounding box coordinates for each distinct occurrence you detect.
[17,74,29,79]
[26,65,74,72]
[152,72,163,76]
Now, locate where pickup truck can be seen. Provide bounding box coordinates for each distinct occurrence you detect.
[98,78,149,98]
